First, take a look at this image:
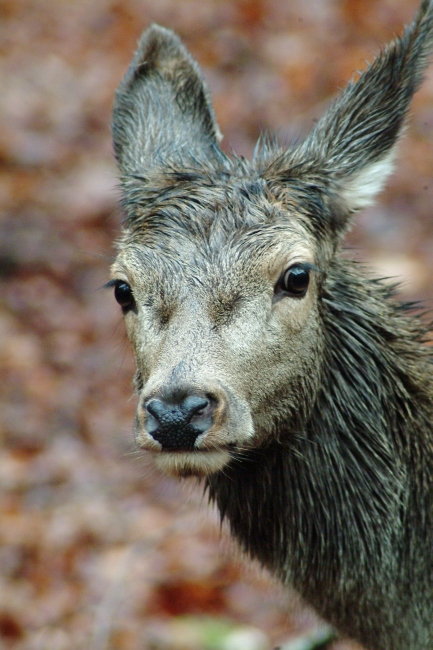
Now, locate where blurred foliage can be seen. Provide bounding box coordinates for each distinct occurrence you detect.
[0,0,432,648]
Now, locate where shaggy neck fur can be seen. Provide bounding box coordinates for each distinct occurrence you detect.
[207,260,433,650]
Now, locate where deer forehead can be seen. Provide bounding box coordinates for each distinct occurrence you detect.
[112,222,316,293]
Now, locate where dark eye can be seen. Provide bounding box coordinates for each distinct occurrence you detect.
[114,281,135,311]
[279,265,310,297]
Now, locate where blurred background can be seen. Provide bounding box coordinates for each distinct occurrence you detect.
[1,1,432,648]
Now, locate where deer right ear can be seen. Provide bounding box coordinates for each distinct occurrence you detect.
[263,0,433,238]
[112,25,222,175]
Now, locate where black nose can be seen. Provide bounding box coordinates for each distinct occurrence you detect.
[144,393,216,450]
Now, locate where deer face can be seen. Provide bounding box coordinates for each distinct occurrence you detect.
[111,182,325,476]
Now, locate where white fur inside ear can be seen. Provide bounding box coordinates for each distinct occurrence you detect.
[340,150,395,211]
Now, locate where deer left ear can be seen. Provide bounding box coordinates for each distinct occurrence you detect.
[264,0,433,231]
[112,25,223,176]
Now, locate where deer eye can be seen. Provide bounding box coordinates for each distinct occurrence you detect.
[279,265,310,297]
[114,281,135,311]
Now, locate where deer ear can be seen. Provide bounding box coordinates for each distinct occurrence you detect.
[265,0,433,230]
[112,25,222,175]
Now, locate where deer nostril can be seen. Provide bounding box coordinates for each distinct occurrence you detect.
[183,396,210,419]
[146,398,171,422]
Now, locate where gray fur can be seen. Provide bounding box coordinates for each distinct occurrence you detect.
[111,3,433,649]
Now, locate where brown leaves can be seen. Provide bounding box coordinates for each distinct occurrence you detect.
[0,1,430,648]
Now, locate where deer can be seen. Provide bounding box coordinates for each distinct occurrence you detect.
[109,2,433,648]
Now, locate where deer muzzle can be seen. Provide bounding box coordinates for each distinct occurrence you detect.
[134,377,254,477]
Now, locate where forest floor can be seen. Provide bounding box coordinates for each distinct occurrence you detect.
[1,0,433,648]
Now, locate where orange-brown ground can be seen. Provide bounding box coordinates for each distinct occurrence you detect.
[1,1,432,648]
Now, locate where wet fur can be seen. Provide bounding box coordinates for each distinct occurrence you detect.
[112,3,433,649]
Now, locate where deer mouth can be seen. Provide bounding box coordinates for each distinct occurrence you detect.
[151,448,231,477]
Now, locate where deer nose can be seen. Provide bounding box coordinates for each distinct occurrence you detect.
[144,393,216,450]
